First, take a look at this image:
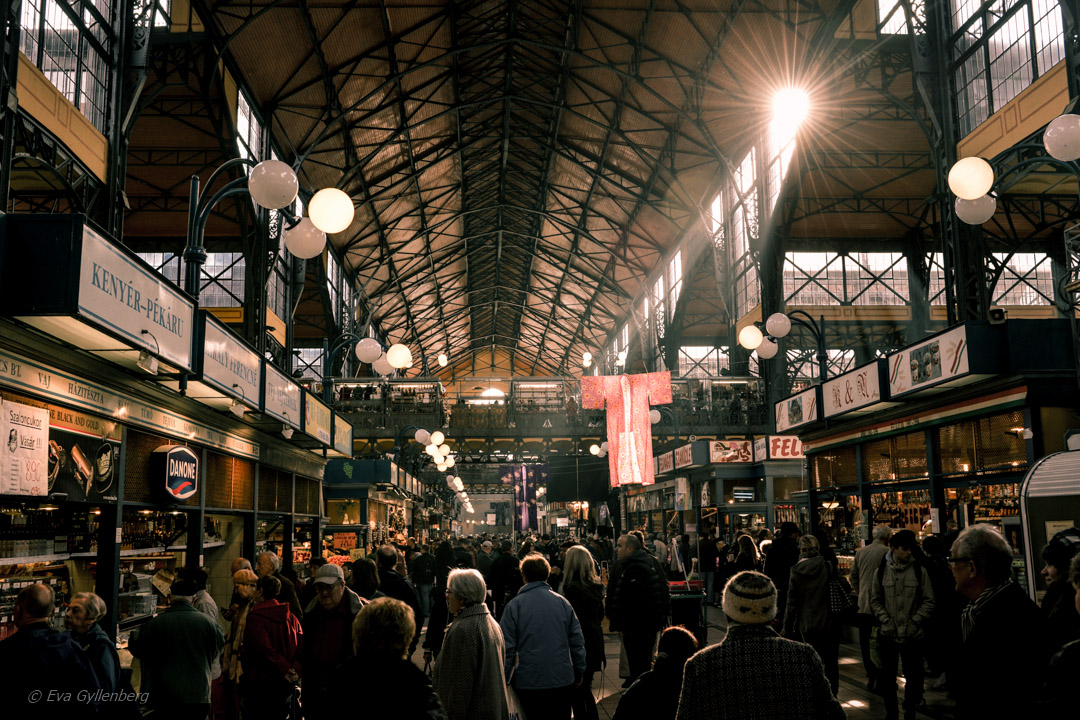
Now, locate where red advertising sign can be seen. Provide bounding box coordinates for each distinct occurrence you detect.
[768,436,804,459]
[674,443,694,469]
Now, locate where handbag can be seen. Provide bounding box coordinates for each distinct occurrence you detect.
[827,571,857,617]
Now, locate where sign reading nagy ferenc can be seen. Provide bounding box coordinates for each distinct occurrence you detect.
[202,315,261,407]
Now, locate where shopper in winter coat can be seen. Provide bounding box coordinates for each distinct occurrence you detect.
[65,592,120,693]
[1041,552,1080,714]
[1040,527,1080,651]
[489,539,524,619]
[241,575,302,720]
[501,553,587,720]
[675,571,844,720]
[613,626,698,720]
[870,530,934,720]
[848,524,891,690]
[951,525,1051,720]
[301,563,367,720]
[764,522,801,623]
[562,546,606,720]
[328,598,448,720]
[607,534,670,684]
[784,534,841,694]
[433,569,509,720]
[424,541,457,660]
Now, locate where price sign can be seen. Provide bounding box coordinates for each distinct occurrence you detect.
[1,401,49,496]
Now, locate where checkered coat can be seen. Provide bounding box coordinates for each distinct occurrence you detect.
[432,604,509,720]
[675,624,845,720]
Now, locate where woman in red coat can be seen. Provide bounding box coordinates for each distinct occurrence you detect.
[241,575,303,720]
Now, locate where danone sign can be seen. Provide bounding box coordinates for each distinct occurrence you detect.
[150,445,199,501]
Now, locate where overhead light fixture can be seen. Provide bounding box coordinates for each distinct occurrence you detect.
[386,343,412,368]
[229,398,246,419]
[137,349,159,375]
[438,353,448,367]
[281,425,294,440]
[582,351,592,368]
[307,187,355,234]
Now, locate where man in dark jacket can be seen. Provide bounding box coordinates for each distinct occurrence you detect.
[0,583,101,720]
[257,551,304,620]
[410,544,439,616]
[377,544,424,653]
[676,571,843,720]
[764,521,801,623]
[130,578,224,720]
[950,524,1050,720]
[607,533,669,684]
[242,575,302,720]
[490,540,524,619]
[302,563,366,720]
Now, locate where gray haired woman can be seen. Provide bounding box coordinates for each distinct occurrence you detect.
[432,569,509,720]
[65,591,120,692]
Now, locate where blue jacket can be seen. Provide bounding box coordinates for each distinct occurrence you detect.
[72,623,120,692]
[500,580,586,690]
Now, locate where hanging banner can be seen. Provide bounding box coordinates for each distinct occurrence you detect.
[1,400,49,496]
[580,372,673,487]
[502,464,539,532]
[674,477,690,511]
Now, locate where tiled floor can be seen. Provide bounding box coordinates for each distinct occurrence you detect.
[416,602,955,720]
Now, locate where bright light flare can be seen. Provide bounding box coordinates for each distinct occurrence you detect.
[772,88,810,133]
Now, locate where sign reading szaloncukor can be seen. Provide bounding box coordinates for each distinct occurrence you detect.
[78,225,194,371]
[655,452,674,475]
[888,325,969,397]
[1,400,49,496]
[264,363,301,428]
[201,314,261,408]
[674,443,694,469]
[709,439,752,463]
[304,392,332,445]
[775,386,819,432]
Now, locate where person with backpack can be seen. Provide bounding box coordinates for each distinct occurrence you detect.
[870,529,935,720]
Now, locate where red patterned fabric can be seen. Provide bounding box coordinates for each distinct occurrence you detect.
[580,372,672,486]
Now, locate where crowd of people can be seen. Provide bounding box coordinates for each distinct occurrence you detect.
[0,522,1077,720]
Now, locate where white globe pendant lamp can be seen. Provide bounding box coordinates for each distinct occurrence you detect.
[248,160,299,210]
[414,428,431,444]
[355,338,382,363]
[445,456,455,468]
[738,324,764,351]
[1043,114,1080,161]
[764,312,792,338]
[283,218,326,259]
[649,409,661,424]
[372,354,394,375]
[437,353,448,367]
[308,188,355,234]
[947,157,994,200]
[430,431,445,446]
[755,338,779,359]
[954,195,997,225]
[386,343,412,369]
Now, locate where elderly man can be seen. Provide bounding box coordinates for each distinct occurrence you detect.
[848,524,892,690]
[0,583,101,719]
[301,563,367,720]
[501,553,586,720]
[607,533,669,684]
[130,578,224,720]
[676,571,844,720]
[257,550,303,620]
[950,524,1049,719]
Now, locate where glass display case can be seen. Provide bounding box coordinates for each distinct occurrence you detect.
[871,489,932,539]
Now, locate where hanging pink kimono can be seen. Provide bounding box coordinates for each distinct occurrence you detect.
[580,372,673,486]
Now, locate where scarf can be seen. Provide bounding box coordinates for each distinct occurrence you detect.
[224,600,251,682]
[961,579,1012,641]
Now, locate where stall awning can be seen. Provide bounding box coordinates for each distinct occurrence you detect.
[1022,450,1080,498]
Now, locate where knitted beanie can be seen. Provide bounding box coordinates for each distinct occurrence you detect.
[721,570,777,624]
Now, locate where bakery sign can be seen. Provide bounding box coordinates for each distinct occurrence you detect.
[151,445,199,500]
[709,439,752,463]
[775,386,820,432]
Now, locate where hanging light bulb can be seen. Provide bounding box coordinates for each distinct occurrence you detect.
[738,325,764,350]
[439,443,450,456]
[589,444,600,455]
[430,430,445,446]
[582,351,592,367]
[386,343,412,369]
[414,428,431,444]
[248,159,299,209]
[764,312,792,338]
[283,218,326,259]
[755,338,779,359]
[1043,114,1080,161]
[445,456,455,468]
[372,354,394,375]
[355,337,382,363]
[437,353,448,367]
[947,157,994,200]
[650,409,661,424]
[308,187,355,234]
[954,195,997,225]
